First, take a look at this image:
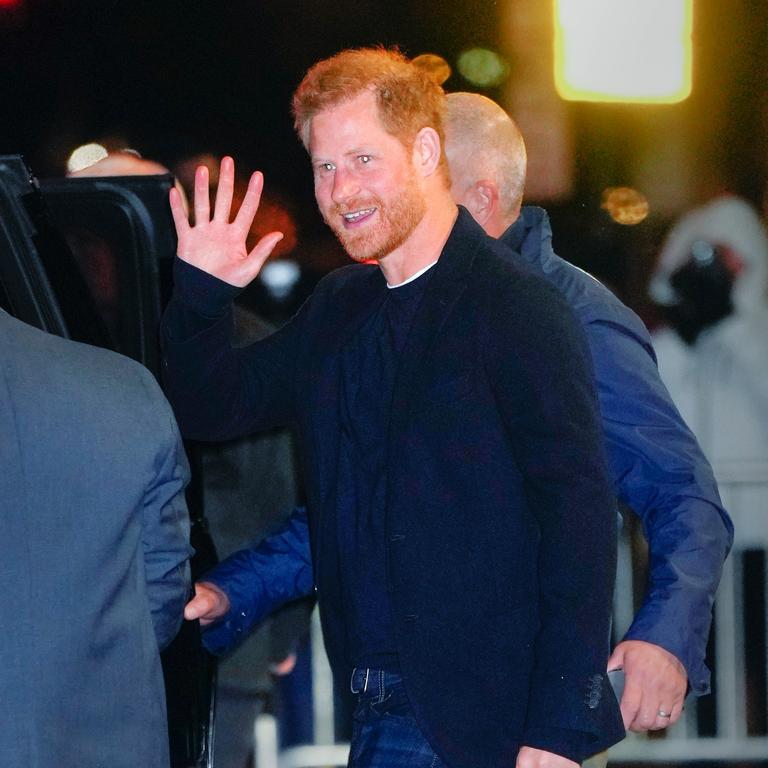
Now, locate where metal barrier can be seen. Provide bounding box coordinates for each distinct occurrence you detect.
[611,482,768,762]
[253,490,767,766]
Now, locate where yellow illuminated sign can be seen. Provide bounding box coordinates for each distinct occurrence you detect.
[554,0,692,103]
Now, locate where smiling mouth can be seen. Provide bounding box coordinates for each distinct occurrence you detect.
[341,207,376,226]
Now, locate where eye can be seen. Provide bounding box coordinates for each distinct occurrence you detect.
[358,155,372,164]
[315,162,335,173]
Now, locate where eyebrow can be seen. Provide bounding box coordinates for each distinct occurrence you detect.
[311,147,374,163]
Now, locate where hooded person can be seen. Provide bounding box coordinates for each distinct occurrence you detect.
[650,194,768,488]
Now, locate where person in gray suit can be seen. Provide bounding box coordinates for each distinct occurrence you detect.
[0,309,193,768]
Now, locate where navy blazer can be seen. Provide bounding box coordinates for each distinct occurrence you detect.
[203,209,732,701]
[162,209,625,766]
[0,311,192,768]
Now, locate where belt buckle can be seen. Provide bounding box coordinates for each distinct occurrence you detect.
[350,667,370,694]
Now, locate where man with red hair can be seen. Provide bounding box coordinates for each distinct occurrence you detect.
[162,48,624,768]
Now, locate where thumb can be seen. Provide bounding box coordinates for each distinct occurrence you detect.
[607,643,626,672]
[244,231,284,276]
[184,593,212,622]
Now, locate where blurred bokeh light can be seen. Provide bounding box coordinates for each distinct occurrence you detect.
[66,143,109,174]
[601,186,650,225]
[554,0,692,103]
[456,48,510,88]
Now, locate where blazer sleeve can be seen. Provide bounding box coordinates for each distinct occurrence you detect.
[138,368,194,651]
[587,318,732,694]
[160,258,305,442]
[200,506,314,656]
[485,277,624,762]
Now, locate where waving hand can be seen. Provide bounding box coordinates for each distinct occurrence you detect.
[170,156,284,287]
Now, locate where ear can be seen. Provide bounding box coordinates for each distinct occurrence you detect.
[412,127,443,178]
[463,180,499,227]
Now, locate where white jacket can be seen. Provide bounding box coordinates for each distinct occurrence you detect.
[651,196,768,515]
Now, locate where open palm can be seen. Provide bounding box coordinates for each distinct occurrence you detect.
[170,156,283,287]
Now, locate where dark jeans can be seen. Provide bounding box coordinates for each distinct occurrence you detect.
[348,668,445,768]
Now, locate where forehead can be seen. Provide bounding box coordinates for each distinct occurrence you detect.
[309,90,402,158]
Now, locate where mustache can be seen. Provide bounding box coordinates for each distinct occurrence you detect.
[329,197,380,216]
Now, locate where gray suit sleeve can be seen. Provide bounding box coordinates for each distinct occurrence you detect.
[138,369,194,650]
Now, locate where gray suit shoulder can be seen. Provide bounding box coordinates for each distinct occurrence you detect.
[1,312,178,451]
[4,311,164,399]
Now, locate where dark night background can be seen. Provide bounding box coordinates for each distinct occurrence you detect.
[1,0,767,317]
[1,3,767,764]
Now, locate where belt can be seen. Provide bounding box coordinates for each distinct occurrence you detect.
[350,667,400,698]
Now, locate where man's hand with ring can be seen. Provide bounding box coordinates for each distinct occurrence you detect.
[608,639,687,731]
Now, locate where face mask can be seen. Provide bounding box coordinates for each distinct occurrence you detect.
[660,241,735,345]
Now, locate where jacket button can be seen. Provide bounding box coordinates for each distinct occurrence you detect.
[390,534,406,542]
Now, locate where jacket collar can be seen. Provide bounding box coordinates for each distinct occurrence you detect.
[499,206,555,268]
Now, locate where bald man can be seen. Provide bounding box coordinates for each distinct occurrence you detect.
[444,92,731,739]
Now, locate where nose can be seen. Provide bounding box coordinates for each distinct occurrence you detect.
[331,167,360,204]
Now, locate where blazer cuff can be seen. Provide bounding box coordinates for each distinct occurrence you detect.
[524,671,625,761]
[172,257,242,319]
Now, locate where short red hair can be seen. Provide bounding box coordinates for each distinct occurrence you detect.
[292,47,448,176]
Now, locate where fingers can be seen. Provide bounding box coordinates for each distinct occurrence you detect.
[169,186,190,238]
[623,679,685,732]
[193,164,210,226]
[213,156,235,223]
[628,696,663,732]
[613,640,688,732]
[619,674,643,731]
[183,582,229,625]
[172,157,272,285]
[183,593,213,623]
[649,708,673,731]
[668,698,685,726]
[225,231,284,288]
[233,171,265,235]
[647,697,684,731]
[247,229,284,267]
[607,644,625,673]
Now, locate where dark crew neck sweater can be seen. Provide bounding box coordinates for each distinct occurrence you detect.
[336,265,433,670]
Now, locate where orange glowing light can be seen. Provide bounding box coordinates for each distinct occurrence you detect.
[601,187,650,225]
